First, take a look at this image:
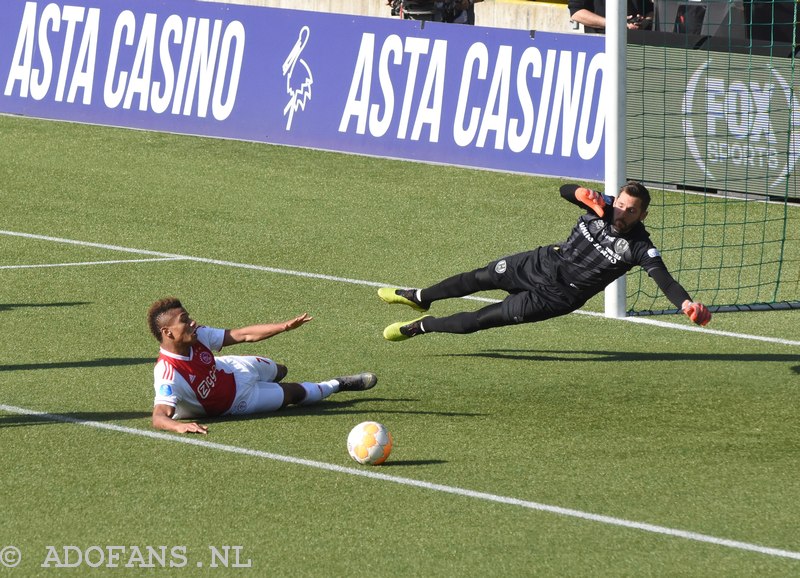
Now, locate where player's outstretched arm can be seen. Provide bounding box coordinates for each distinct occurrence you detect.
[223,313,313,346]
[648,268,711,326]
[152,404,208,434]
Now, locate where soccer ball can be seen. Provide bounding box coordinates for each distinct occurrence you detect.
[347,421,393,465]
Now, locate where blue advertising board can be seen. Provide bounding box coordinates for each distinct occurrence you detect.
[0,0,606,179]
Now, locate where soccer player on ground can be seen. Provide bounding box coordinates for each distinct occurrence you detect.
[379,182,711,341]
[147,297,377,434]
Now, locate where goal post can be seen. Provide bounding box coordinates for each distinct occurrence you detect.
[603,0,627,318]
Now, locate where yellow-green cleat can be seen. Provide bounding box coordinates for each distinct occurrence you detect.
[378,287,430,312]
[383,316,430,341]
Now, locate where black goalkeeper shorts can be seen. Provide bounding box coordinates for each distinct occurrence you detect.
[484,247,581,324]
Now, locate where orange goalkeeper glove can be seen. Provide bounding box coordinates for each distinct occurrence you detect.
[575,187,607,217]
[682,300,711,326]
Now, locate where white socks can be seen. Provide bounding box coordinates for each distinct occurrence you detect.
[299,380,339,405]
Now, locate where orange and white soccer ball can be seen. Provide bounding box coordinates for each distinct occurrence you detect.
[347,421,393,465]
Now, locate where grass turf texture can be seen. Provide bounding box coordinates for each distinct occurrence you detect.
[1,115,799,576]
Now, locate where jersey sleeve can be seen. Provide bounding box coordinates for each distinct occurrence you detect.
[153,360,179,408]
[636,244,665,273]
[636,245,691,307]
[649,267,691,308]
[196,326,225,352]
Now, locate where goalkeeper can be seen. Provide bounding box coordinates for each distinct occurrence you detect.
[379,181,711,341]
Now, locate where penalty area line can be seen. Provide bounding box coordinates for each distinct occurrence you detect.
[1,229,797,347]
[1,403,799,561]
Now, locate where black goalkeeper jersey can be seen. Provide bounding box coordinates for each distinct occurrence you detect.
[547,212,665,303]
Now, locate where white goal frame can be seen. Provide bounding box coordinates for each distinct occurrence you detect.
[604,0,627,318]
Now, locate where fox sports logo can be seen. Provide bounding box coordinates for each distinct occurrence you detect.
[682,60,800,188]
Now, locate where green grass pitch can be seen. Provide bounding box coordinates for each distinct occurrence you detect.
[1,114,799,576]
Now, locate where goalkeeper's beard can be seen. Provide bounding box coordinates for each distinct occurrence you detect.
[612,218,636,235]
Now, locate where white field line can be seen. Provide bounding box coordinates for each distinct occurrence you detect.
[572,309,800,347]
[0,257,186,270]
[1,402,798,561]
[1,229,798,347]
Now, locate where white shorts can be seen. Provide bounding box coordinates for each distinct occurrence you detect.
[217,356,285,415]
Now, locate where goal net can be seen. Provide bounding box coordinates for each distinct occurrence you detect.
[621,0,799,315]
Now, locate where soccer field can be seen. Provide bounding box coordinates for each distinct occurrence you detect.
[1,114,799,576]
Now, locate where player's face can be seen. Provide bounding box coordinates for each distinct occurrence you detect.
[611,192,647,234]
[161,307,198,346]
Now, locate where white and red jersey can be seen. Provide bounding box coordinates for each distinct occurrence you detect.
[153,326,239,418]
[154,326,282,419]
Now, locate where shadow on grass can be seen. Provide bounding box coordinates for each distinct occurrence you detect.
[379,459,448,467]
[0,301,90,312]
[208,397,486,424]
[0,357,153,372]
[443,349,800,363]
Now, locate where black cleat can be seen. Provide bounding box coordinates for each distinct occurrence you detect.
[335,372,378,391]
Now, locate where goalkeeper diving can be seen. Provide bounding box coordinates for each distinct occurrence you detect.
[380,181,711,341]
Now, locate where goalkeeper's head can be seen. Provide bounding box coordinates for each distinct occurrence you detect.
[620,181,651,211]
[611,181,651,234]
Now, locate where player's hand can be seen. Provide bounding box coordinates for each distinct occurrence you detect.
[284,313,313,331]
[682,300,711,326]
[575,187,606,217]
[177,422,208,434]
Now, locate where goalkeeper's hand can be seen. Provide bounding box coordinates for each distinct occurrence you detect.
[575,187,607,217]
[682,300,711,326]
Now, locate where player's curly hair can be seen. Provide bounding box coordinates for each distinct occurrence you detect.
[621,181,651,211]
[147,297,184,342]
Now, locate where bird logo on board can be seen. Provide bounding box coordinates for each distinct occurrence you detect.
[282,26,314,131]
